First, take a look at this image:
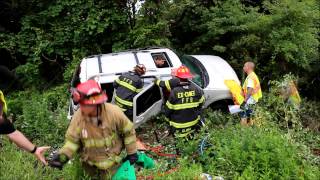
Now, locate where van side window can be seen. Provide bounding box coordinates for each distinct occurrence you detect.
[71,65,81,88]
[151,53,172,68]
[100,83,114,102]
[136,84,162,116]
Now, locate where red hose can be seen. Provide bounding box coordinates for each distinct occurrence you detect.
[137,142,180,179]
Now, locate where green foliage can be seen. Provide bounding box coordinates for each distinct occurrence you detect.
[157,160,203,180]
[0,138,90,180]
[6,84,69,145]
[115,21,171,50]
[1,82,320,179]
[1,0,131,88]
[14,62,42,88]
[136,158,203,180]
[176,124,319,179]
[113,0,172,50]
[169,0,319,72]
[210,126,319,179]
[0,0,319,178]
[202,108,236,127]
[257,74,320,131]
[173,92,320,179]
[1,0,319,98]
[167,0,319,98]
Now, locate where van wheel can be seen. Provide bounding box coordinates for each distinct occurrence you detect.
[209,99,234,113]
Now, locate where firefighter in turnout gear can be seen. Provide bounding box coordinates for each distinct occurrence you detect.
[113,64,146,120]
[48,80,138,179]
[164,66,205,140]
[155,77,181,93]
[155,68,181,100]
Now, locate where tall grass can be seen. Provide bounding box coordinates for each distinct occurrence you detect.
[1,75,319,179]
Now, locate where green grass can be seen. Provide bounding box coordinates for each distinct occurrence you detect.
[1,78,320,179]
[0,139,68,179]
[1,120,319,179]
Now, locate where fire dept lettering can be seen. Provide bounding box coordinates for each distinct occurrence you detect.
[177,90,195,103]
[122,77,133,85]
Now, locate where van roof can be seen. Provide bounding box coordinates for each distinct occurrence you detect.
[79,47,182,83]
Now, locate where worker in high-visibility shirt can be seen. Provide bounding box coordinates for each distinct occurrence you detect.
[164,66,205,140]
[49,80,138,179]
[113,64,146,120]
[240,61,262,126]
[280,80,301,108]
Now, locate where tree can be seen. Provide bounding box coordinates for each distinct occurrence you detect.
[1,0,132,87]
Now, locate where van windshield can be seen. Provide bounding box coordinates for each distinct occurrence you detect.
[180,55,209,88]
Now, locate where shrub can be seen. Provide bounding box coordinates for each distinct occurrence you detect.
[196,126,319,179]
[0,138,88,180]
[254,74,320,133]
[1,74,319,179]
[6,85,70,145]
[137,158,203,180]
[202,108,236,127]
[174,104,320,179]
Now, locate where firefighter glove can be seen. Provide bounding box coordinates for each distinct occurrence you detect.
[123,153,138,165]
[240,102,247,110]
[48,153,69,170]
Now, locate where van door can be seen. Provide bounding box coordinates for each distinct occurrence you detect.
[133,82,163,128]
[189,80,208,109]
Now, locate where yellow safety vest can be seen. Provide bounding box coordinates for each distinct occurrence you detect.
[0,90,8,114]
[242,72,262,102]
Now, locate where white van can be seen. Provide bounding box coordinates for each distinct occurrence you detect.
[68,47,240,128]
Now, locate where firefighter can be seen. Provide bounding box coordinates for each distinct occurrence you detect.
[154,68,184,102]
[240,61,262,126]
[155,68,179,92]
[48,80,138,179]
[113,64,146,120]
[164,66,205,140]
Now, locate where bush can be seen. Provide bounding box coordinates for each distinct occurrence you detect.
[182,125,320,179]
[0,138,89,180]
[137,158,203,180]
[253,74,320,132]
[1,74,319,179]
[173,105,320,179]
[6,84,70,145]
[202,108,236,127]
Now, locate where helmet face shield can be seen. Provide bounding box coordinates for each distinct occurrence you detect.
[79,93,108,105]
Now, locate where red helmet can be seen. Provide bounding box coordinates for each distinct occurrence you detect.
[175,66,193,79]
[72,80,108,105]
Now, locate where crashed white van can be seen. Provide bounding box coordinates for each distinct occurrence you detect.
[68,47,240,127]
